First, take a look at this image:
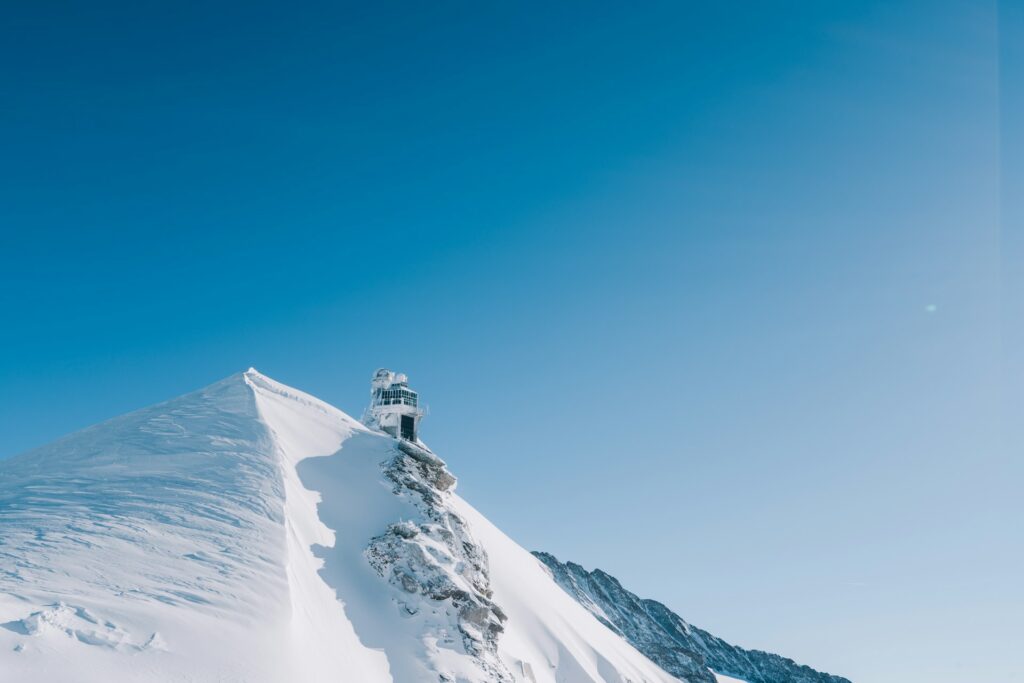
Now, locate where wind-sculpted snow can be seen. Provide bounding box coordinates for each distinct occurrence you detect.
[533,553,852,683]
[0,369,682,682]
[0,370,388,682]
[0,372,292,679]
[2,602,166,652]
[0,371,285,617]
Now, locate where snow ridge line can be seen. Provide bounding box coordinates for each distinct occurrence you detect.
[243,370,393,682]
[243,368,366,433]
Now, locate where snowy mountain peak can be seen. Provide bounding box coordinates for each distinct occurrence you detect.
[0,371,681,683]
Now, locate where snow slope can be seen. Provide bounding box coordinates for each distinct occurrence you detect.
[0,369,677,683]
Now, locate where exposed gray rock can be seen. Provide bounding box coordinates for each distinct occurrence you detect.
[366,444,513,682]
[533,552,852,683]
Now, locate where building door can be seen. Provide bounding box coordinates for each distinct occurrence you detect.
[401,415,415,441]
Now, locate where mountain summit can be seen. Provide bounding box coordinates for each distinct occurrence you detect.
[0,370,679,682]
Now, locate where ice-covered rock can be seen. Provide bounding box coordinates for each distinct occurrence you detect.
[365,443,512,682]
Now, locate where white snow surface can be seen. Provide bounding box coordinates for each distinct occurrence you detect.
[0,369,677,683]
[713,675,748,683]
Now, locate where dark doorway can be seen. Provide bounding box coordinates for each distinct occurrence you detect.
[400,415,415,441]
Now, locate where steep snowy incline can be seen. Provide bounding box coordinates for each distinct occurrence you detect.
[452,499,685,683]
[0,369,681,683]
[0,370,389,682]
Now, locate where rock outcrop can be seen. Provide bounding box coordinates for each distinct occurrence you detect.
[366,441,513,682]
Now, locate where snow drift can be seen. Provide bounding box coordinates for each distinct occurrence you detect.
[0,369,678,682]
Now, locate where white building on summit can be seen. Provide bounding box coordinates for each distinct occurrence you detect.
[364,368,424,442]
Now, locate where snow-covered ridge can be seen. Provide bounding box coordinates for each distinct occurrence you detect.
[533,553,852,683]
[0,369,679,682]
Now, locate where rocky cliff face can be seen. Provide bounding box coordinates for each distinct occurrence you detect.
[533,552,851,683]
[366,441,513,682]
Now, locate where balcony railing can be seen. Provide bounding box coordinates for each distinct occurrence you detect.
[372,389,419,408]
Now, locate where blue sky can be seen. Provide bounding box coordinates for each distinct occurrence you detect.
[1,2,1017,681]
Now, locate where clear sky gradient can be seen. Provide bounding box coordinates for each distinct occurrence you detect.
[1,2,1019,682]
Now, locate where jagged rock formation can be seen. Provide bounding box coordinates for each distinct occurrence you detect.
[534,552,852,683]
[366,441,513,683]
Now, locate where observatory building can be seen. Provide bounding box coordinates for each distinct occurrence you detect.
[364,368,424,442]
